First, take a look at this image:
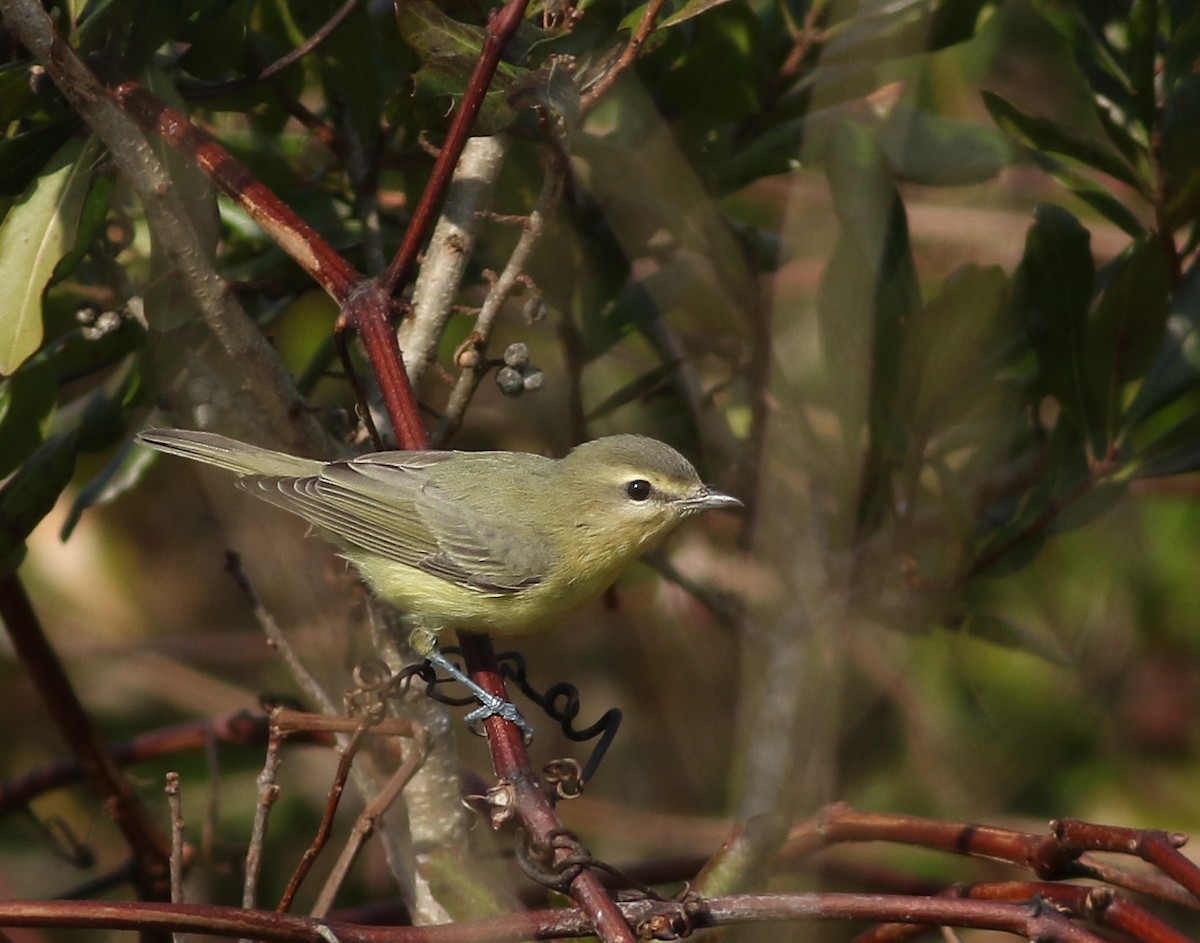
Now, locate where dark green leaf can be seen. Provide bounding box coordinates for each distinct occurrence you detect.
[52,171,117,284]
[820,120,921,537]
[1015,203,1096,435]
[1026,150,1145,237]
[62,439,156,541]
[586,359,683,422]
[412,57,519,134]
[0,432,78,578]
[823,0,987,64]
[659,0,734,29]
[982,89,1147,195]
[1088,236,1170,436]
[0,121,81,197]
[953,611,1070,665]
[878,105,1012,186]
[395,0,487,61]
[0,358,56,479]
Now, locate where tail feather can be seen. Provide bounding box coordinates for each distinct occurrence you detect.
[136,429,324,479]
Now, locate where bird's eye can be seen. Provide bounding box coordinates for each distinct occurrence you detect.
[626,479,652,501]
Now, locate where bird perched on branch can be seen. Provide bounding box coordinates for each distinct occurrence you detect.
[136,429,741,738]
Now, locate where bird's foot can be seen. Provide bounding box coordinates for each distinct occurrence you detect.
[425,648,534,743]
[464,694,534,743]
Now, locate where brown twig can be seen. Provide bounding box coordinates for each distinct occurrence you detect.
[0,574,172,901]
[242,726,285,909]
[0,891,1116,943]
[311,722,431,917]
[0,712,292,815]
[110,82,361,304]
[457,633,638,943]
[277,719,374,913]
[578,0,669,114]
[794,804,1200,909]
[377,0,532,300]
[182,0,361,99]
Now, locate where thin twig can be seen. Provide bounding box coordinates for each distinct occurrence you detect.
[277,719,374,913]
[311,724,432,917]
[402,135,510,390]
[433,167,564,443]
[165,772,187,943]
[242,727,285,911]
[224,552,339,716]
[0,712,294,816]
[183,0,360,99]
[579,0,669,114]
[0,891,1116,943]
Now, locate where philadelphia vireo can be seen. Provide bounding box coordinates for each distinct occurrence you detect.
[136,429,740,736]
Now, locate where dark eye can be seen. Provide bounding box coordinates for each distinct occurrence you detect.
[626,479,652,501]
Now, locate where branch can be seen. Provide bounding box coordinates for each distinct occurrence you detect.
[433,166,563,443]
[402,135,510,390]
[377,0,532,298]
[0,574,171,900]
[0,891,1117,943]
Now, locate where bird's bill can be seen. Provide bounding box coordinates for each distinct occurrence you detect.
[684,488,744,511]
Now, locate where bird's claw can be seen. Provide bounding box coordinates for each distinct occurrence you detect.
[465,693,535,744]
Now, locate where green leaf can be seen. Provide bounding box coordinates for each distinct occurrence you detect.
[1025,150,1145,238]
[53,171,117,283]
[982,89,1148,196]
[0,357,56,479]
[819,120,921,537]
[0,121,82,197]
[0,432,79,578]
[659,0,734,29]
[0,136,92,376]
[823,0,988,64]
[1015,203,1096,435]
[395,0,487,61]
[1088,236,1169,437]
[898,264,1012,435]
[878,105,1012,185]
[586,359,683,422]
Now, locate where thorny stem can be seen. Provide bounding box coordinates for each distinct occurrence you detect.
[0,574,172,901]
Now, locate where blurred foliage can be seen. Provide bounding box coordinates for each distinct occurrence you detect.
[4,0,1200,934]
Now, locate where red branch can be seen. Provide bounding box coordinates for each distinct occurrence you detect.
[378,0,531,299]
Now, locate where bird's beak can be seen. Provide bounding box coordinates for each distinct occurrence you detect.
[684,488,744,512]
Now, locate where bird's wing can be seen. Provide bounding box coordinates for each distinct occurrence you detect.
[240,452,549,594]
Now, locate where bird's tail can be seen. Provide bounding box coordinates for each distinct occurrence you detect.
[136,429,325,479]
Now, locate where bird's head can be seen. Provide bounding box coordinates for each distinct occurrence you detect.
[557,435,741,555]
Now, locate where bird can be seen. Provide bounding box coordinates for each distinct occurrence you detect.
[136,428,741,737]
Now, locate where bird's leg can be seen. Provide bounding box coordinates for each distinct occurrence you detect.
[423,646,534,744]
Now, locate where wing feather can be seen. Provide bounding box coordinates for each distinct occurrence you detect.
[239,451,550,594]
